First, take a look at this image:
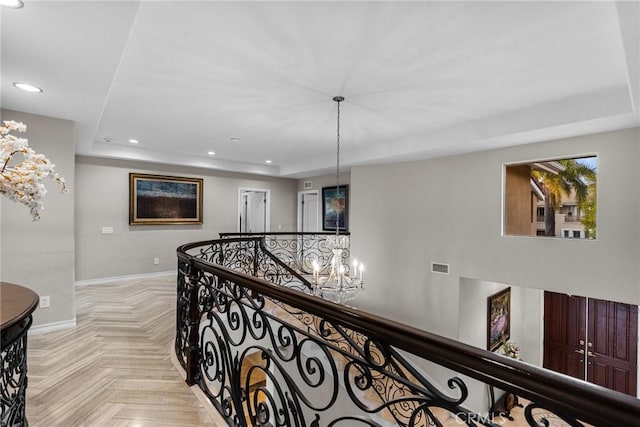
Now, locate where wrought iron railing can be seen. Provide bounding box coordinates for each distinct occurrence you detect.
[176,236,640,427]
[220,232,351,275]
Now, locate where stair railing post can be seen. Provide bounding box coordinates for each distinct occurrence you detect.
[185,258,200,386]
[252,238,260,298]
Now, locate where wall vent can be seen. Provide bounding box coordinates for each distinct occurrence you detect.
[303,181,313,189]
[431,262,449,275]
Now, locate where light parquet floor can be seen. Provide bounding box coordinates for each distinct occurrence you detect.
[25,275,218,427]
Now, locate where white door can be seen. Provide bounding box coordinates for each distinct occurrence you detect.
[239,188,270,233]
[298,191,319,232]
[241,191,266,233]
[297,190,319,273]
[238,188,270,233]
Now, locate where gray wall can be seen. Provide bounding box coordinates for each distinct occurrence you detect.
[297,172,350,192]
[75,156,298,281]
[1,109,75,326]
[350,127,640,340]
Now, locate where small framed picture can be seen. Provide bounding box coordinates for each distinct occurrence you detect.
[322,185,348,231]
[487,287,511,351]
[129,173,203,225]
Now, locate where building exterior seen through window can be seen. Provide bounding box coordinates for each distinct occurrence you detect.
[504,156,597,239]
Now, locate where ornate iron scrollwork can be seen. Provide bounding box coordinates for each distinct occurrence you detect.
[176,235,633,427]
[1,317,32,427]
[177,264,483,426]
[175,256,191,370]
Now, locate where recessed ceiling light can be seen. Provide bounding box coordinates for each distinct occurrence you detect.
[207,151,216,156]
[128,139,139,144]
[230,137,240,143]
[1,0,24,9]
[13,82,42,93]
[265,160,272,164]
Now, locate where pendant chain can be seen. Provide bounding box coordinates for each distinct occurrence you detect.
[335,99,341,233]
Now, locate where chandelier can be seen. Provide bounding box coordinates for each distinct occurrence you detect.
[311,96,364,304]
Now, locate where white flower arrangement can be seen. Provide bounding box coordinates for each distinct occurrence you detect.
[0,120,67,220]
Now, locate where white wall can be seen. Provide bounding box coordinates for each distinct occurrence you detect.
[350,128,640,337]
[75,156,297,281]
[1,110,75,326]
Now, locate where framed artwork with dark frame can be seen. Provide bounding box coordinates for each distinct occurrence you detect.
[129,173,203,225]
[322,185,348,231]
[487,287,511,351]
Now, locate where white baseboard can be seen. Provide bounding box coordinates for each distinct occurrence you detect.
[29,319,76,335]
[75,270,176,287]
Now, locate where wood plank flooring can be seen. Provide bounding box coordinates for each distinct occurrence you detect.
[25,275,218,427]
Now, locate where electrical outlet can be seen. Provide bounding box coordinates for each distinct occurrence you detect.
[154,257,160,265]
[40,296,50,308]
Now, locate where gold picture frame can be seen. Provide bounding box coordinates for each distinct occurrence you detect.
[129,173,203,225]
[487,287,511,351]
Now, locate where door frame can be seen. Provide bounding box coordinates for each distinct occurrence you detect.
[297,190,320,232]
[238,187,271,233]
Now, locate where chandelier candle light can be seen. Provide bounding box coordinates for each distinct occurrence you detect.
[311,96,365,304]
[0,121,67,220]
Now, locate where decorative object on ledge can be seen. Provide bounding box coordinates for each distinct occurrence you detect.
[0,120,67,220]
[487,287,511,351]
[1,282,39,427]
[312,96,364,304]
[129,173,203,225]
[502,340,521,360]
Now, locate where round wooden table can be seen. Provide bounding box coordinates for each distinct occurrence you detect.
[1,281,39,427]
[1,281,39,329]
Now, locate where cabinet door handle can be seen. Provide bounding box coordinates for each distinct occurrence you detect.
[574,349,585,354]
[587,351,596,358]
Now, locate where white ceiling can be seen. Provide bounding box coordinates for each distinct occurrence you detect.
[2,1,638,178]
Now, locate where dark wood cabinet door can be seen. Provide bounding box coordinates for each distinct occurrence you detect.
[587,298,638,395]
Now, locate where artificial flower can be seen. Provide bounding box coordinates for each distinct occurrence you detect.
[0,121,67,220]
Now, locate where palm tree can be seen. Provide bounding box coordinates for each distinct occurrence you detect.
[533,159,596,237]
[581,183,597,238]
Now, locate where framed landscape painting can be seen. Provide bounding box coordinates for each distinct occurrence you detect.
[129,173,203,225]
[487,287,511,351]
[322,185,348,231]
